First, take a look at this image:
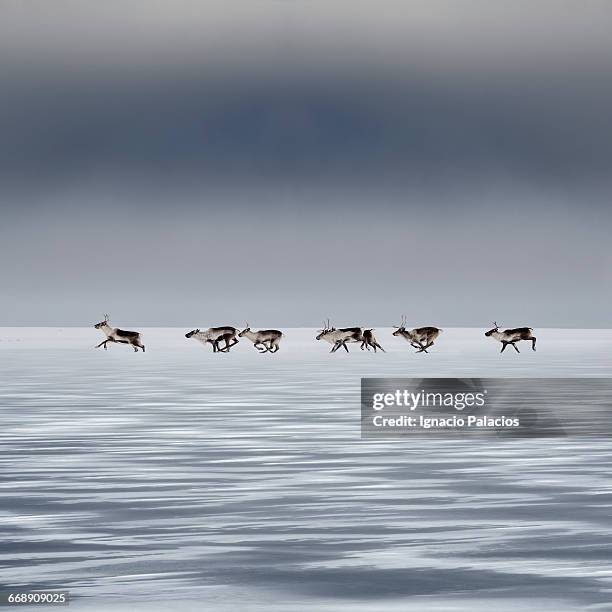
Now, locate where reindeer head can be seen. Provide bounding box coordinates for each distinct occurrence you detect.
[392,315,407,336]
[94,314,110,329]
[238,323,251,337]
[316,319,335,340]
[185,329,200,339]
[485,322,500,337]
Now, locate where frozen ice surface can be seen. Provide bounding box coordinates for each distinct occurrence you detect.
[0,328,611,611]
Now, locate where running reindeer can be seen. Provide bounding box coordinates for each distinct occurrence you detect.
[94,314,145,352]
[485,322,536,353]
[316,320,365,353]
[238,324,283,353]
[185,326,239,353]
[362,329,385,352]
[392,316,442,353]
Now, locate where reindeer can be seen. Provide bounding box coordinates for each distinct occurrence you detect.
[185,327,239,352]
[392,316,442,353]
[485,322,536,353]
[316,320,364,353]
[94,314,145,352]
[238,324,283,353]
[362,329,385,352]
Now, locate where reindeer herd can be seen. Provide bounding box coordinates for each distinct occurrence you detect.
[93,315,538,356]
[183,324,283,353]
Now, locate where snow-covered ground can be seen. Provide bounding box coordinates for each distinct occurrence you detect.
[0,328,611,611]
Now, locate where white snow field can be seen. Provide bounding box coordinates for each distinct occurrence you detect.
[0,328,611,611]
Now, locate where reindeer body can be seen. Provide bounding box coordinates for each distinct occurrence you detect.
[485,323,536,353]
[362,329,385,352]
[316,324,364,353]
[185,327,239,352]
[393,317,442,353]
[239,326,283,353]
[94,317,145,352]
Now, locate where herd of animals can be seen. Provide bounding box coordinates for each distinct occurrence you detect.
[94,315,537,355]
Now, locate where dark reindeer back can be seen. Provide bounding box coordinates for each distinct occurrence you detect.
[414,326,440,335]
[209,326,237,336]
[505,327,533,338]
[115,329,140,338]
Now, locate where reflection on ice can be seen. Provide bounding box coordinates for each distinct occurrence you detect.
[0,328,611,610]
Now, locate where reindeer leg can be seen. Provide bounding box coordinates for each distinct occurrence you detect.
[512,343,520,353]
[330,341,340,353]
[262,341,274,352]
[134,340,145,352]
[421,341,434,352]
[500,342,508,353]
[415,340,429,353]
[95,340,107,349]
[219,334,237,352]
[102,338,117,350]
[215,340,229,353]
[342,341,349,353]
[532,337,537,351]
[375,342,385,353]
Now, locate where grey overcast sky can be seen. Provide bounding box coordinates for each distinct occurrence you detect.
[1,0,611,327]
